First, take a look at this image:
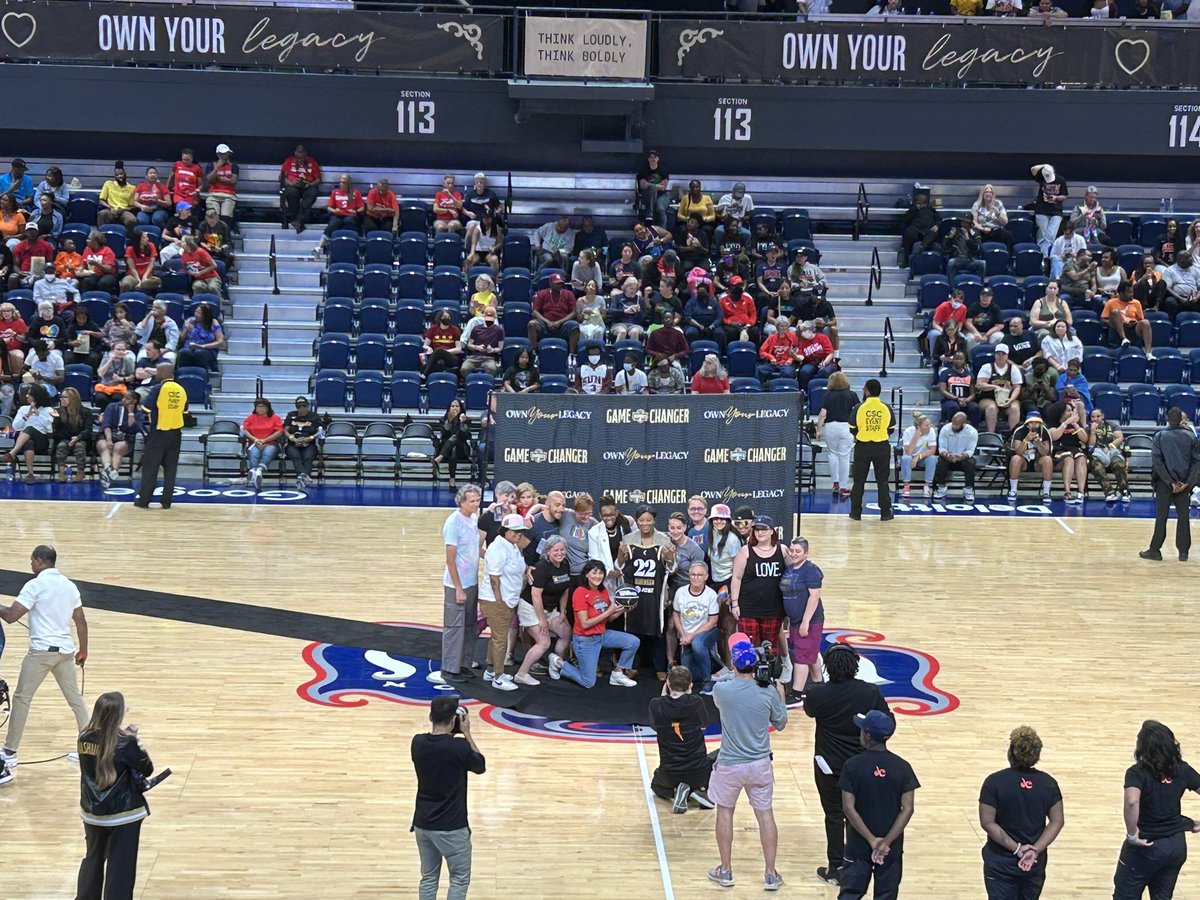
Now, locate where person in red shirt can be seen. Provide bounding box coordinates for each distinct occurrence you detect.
[550,560,640,689]
[691,353,730,394]
[279,143,322,233]
[930,289,969,340]
[645,316,690,369]
[168,148,203,207]
[433,174,463,234]
[133,167,171,228]
[365,178,399,234]
[240,397,285,492]
[757,327,800,383]
[314,174,365,258]
[205,143,239,222]
[794,321,837,389]
[9,224,55,290]
[180,237,221,295]
[76,231,119,295]
[422,309,463,377]
[528,274,580,352]
[120,232,161,293]
[719,277,759,346]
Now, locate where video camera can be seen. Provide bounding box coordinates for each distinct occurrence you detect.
[753,642,785,688]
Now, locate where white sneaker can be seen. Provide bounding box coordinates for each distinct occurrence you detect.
[609,670,637,688]
[0,763,11,785]
[1106,492,1119,503]
[933,486,948,500]
[963,488,975,502]
[548,653,563,680]
[492,674,519,692]
[1122,492,1133,503]
[779,658,793,684]
[1121,338,1130,347]
[0,748,17,768]
[1148,351,1157,361]
[922,485,932,498]
[1041,491,1053,503]
[425,671,446,685]
[1007,489,1018,502]
[514,673,541,686]
[714,666,736,681]
[482,669,495,682]
[67,752,79,763]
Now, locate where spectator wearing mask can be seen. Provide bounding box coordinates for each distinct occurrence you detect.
[794,321,837,390]
[650,666,716,813]
[422,309,463,378]
[815,371,859,497]
[648,357,686,394]
[33,265,79,316]
[928,410,977,500]
[943,213,986,282]
[459,306,503,377]
[899,413,937,499]
[720,277,759,346]
[575,344,612,394]
[615,353,648,395]
[283,396,321,490]
[279,144,322,233]
[929,289,969,342]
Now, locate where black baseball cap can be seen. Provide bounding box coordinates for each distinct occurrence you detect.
[733,506,755,521]
[295,396,309,406]
[11,158,26,169]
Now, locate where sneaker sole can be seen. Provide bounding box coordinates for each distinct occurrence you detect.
[672,784,690,814]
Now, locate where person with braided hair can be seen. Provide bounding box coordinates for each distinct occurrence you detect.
[978,726,1064,899]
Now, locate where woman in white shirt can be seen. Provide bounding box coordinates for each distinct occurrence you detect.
[900,413,938,498]
[1185,220,1200,254]
[1094,249,1125,298]
[478,515,529,692]
[972,184,1012,252]
[1040,320,1083,372]
[4,384,54,483]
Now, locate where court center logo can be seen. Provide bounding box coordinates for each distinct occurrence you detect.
[298,625,957,741]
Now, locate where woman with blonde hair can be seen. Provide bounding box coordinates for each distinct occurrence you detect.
[53,386,94,481]
[972,184,1012,252]
[815,371,858,497]
[899,412,937,498]
[76,691,155,900]
[469,273,496,318]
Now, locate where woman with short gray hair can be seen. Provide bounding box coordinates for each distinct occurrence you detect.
[513,534,573,686]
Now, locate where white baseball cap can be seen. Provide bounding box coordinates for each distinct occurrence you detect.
[995,344,1010,354]
[216,143,233,154]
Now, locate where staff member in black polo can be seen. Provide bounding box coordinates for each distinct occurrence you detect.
[978,726,1064,899]
[804,643,892,887]
[135,363,187,510]
[411,695,485,900]
[849,378,896,522]
[839,710,919,900]
[1140,406,1200,562]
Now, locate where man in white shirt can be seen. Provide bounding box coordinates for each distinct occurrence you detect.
[32,268,80,308]
[0,545,89,775]
[434,485,482,686]
[1048,220,1086,278]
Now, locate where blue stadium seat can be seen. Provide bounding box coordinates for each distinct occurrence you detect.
[389,371,422,411]
[1164,384,1198,421]
[426,372,459,411]
[81,298,111,328]
[59,224,91,255]
[502,303,531,338]
[364,235,395,266]
[361,264,393,301]
[911,252,943,277]
[328,235,359,266]
[465,372,494,413]
[1013,244,1043,279]
[63,364,94,402]
[502,235,531,270]
[317,333,351,370]
[1073,311,1101,347]
[502,337,533,371]
[987,277,1021,310]
[780,214,812,243]
[1116,347,1149,383]
[1176,320,1200,349]
[981,244,1010,278]
[690,340,720,376]
[352,370,387,410]
[432,300,462,326]
[176,368,210,409]
[971,345,995,373]
[398,232,427,267]
[99,225,126,258]
[314,370,349,411]
[159,271,191,295]
[769,377,800,392]
[731,377,761,393]
[749,210,777,235]
[394,298,426,335]
[1138,218,1167,248]
[954,275,982,306]
[1091,385,1123,422]
[358,298,392,336]
[1153,348,1187,384]
[1127,384,1162,423]
[321,297,355,335]
[431,267,463,302]
[397,265,427,300]
[727,342,758,378]
[66,198,98,226]
[391,334,423,373]
[1117,244,1145,275]
[500,272,532,304]
[1023,277,1049,310]
[1190,348,1200,383]
[399,202,430,235]
[612,339,645,371]
[432,233,464,268]
[806,378,827,414]
[355,333,388,371]
[535,269,567,291]
[539,374,570,394]
[325,264,357,300]
[537,338,569,376]
[919,275,950,311]
[1106,216,1134,246]
[1146,311,1172,348]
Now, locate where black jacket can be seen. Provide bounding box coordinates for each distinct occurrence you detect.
[1151,426,1200,488]
[78,730,154,826]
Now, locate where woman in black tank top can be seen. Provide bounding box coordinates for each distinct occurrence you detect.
[730,517,786,655]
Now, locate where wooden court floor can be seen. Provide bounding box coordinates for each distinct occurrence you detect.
[1,500,1199,898]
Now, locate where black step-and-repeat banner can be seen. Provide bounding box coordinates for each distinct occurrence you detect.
[494,393,800,537]
[660,20,1194,87]
[0,1,503,72]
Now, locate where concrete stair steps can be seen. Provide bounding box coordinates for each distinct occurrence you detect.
[237,271,322,289]
[220,356,314,377]
[232,301,320,322]
[221,373,310,394]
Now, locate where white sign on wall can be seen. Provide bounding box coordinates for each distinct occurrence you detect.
[524,15,647,79]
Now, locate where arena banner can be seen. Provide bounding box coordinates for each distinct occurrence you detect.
[493,393,800,537]
[523,15,647,79]
[0,1,503,72]
[659,19,1193,87]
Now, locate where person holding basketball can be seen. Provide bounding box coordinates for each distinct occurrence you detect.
[549,560,639,689]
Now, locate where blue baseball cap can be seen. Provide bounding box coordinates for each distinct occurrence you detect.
[728,632,758,670]
[854,710,896,741]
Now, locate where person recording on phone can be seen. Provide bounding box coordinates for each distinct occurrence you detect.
[411,695,486,900]
[707,632,788,892]
[0,544,89,774]
[76,691,154,900]
[649,665,717,815]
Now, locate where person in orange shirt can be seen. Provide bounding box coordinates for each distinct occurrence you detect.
[1101,281,1153,355]
[719,277,759,345]
[54,239,83,282]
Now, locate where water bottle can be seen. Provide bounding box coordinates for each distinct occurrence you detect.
[1160,198,1167,213]
[5,463,12,482]
[1169,197,1175,213]
[1115,202,1121,213]
[65,464,73,481]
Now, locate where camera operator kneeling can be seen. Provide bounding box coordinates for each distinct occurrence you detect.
[707,633,788,892]
[76,691,154,900]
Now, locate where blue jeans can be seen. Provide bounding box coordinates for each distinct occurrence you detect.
[798,362,837,390]
[900,453,937,485]
[137,209,169,227]
[680,628,718,686]
[561,629,640,688]
[946,257,986,283]
[756,362,795,383]
[247,443,278,472]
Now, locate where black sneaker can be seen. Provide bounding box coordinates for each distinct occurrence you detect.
[443,671,470,683]
[672,781,691,814]
[530,663,549,676]
[1139,549,1163,561]
[0,762,12,786]
[816,866,840,886]
[784,688,805,708]
[690,788,715,809]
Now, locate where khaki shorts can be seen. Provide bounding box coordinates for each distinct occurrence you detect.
[517,601,560,629]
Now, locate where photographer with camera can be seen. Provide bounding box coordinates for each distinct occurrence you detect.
[76,691,154,900]
[411,696,486,900]
[707,632,788,892]
[649,665,716,814]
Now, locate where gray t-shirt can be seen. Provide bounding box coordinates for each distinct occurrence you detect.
[713,677,788,766]
[557,509,593,574]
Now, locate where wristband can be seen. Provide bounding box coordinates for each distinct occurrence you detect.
[1126,833,1139,843]
[1013,844,1024,856]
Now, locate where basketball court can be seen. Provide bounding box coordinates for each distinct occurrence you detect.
[2,495,1198,898]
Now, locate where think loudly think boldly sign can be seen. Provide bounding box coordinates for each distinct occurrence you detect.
[523,15,648,79]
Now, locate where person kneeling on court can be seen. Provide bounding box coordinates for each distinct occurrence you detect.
[549,560,639,688]
[649,665,717,814]
[708,632,788,892]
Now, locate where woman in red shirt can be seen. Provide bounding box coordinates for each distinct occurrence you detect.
[0,302,29,373]
[120,232,161,293]
[433,174,463,234]
[691,353,730,394]
[422,310,462,377]
[549,560,640,689]
[241,398,284,491]
[314,175,365,258]
[719,278,759,346]
[364,178,398,234]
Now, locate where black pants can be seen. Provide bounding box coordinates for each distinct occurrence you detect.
[814,762,846,871]
[285,442,317,478]
[839,852,903,900]
[933,456,976,488]
[650,750,717,800]
[77,819,142,900]
[851,441,892,519]
[1113,831,1186,900]
[136,428,181,508]
[901,225,938,259]
[424,349,461,378]
[983,848,1046,900]
[282,183,319,225]
[363,214,396,233]
[435,432,471,479]
[1148,481,1192,556]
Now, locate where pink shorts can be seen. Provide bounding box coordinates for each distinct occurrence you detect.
[788,620,823,665]
[707,756,775,810]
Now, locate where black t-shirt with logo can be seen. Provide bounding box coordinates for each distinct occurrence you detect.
[970,302,1002,334]
[804,679,891,773]
[649,693,710,778]
[979,766,1063,855]
[1125,761,1200,841]
[284,409,321,440]
[1011,422,1052,455]
[839,747,921,857]
[532,558,572,613]
[1005,331,1038,366]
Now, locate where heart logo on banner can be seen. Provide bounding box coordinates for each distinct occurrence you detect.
[1114,38,1150,77]
[1,11,37,50]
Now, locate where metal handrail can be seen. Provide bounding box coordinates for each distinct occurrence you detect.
[865,245,882,307]
[261,304,271,367]
[880,316,895,379]
[255,376,264,400]
[853,182,869,242]
[269,233,280,296]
